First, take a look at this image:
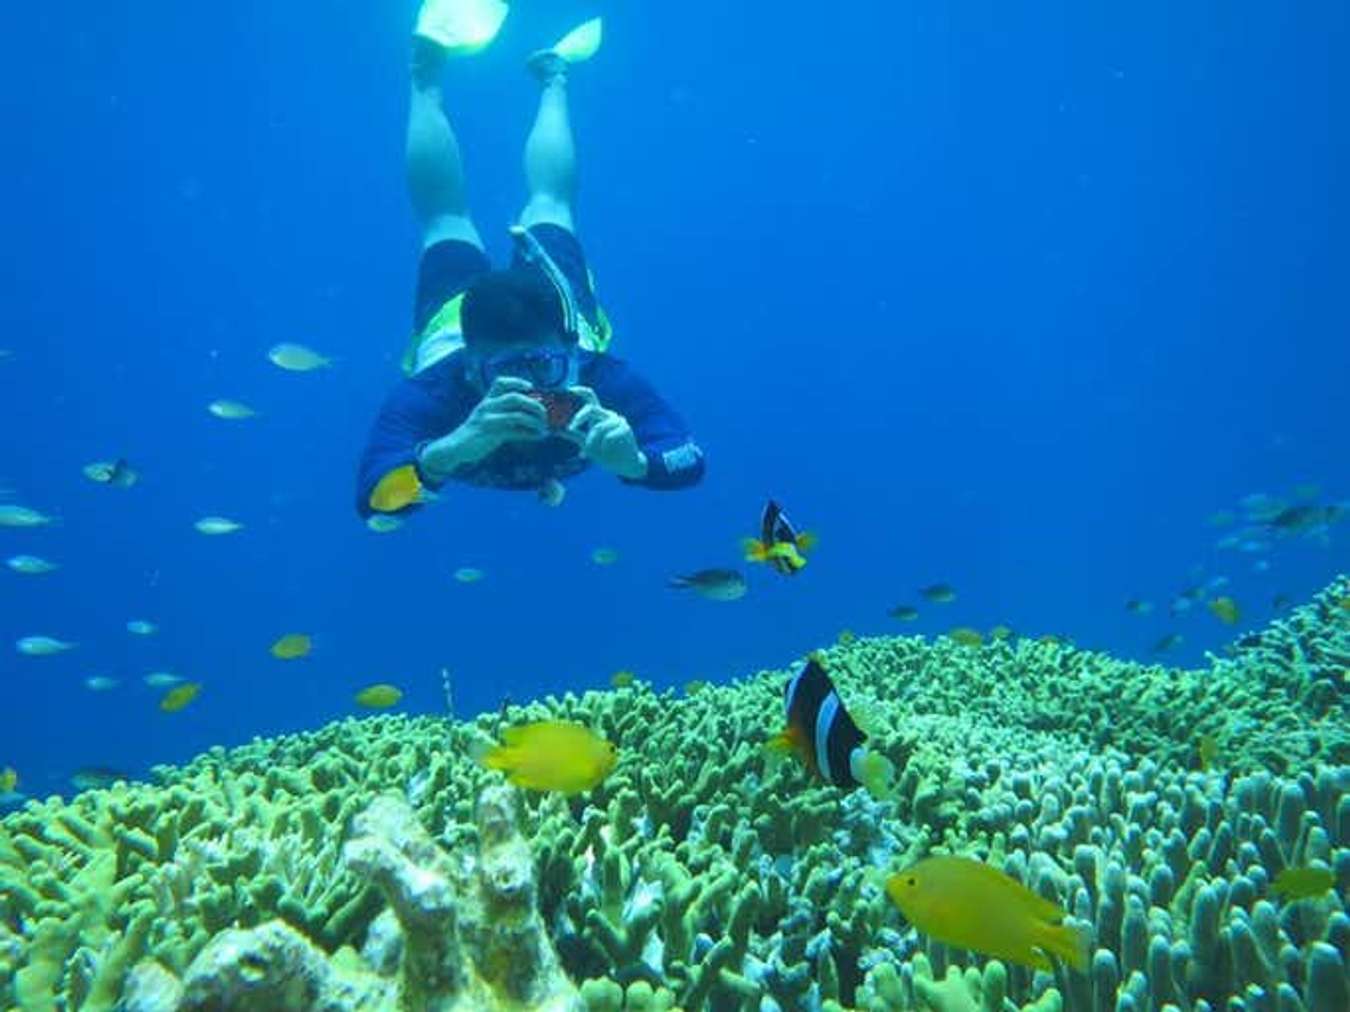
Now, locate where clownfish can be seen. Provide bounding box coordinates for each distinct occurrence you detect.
[743,499,816,575]
[765,655,895,800]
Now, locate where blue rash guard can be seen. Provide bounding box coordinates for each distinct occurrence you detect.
[356,350,705,518]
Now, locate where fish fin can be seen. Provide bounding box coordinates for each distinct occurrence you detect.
[1037,918,1092,973]
[742,538,768,562]
[850,749,897,802]
[796,530,818,552]
[763,730,795,755]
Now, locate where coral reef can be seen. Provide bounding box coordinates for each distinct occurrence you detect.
[1,575,1346,1010]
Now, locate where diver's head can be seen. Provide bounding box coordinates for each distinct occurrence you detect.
[462,268,575,391]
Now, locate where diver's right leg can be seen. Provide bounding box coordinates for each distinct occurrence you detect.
[406,37,484,250]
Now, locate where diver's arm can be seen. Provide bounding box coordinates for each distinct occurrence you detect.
[578,364,705,490]
[355,378,458,519]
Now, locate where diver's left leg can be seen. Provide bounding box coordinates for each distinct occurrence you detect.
[518,56,576,232]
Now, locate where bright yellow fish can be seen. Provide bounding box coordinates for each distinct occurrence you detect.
[370,465,425,513]
[886,855,1091,972]
[355,683,403,708]
[270,633,313,660]
[159,682,202,713]
[477,721,617,795]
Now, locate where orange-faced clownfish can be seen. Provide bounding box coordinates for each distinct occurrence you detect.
[743,499,816,575]
[766,655,895,799]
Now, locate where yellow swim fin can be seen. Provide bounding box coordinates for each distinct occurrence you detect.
[552,17,603,63]
[415,0,510,55]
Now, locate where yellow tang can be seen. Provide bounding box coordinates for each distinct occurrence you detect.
[270,633,313,660]
[370,465,425,513]
[355,683,403,708]
[160,683,202,713]
[1272,865,1334,901]
[477,721,617,795]
[886,855,1091,972]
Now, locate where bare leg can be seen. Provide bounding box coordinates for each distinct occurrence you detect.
[407,41,483,250]
[519,58,576,232]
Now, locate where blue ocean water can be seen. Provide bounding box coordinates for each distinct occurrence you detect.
[2,2,1345,800]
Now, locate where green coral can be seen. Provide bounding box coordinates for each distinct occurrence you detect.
[1,577,1347,1010]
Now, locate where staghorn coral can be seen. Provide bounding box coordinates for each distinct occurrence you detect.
[0,576,1346,1010]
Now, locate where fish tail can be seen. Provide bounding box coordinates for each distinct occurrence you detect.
[1039,919,1093,973]
[742,538,769,562]
[850,748,897,802]
[763,730,794,755]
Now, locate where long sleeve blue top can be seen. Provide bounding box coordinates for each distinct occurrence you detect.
[355,350,705,518]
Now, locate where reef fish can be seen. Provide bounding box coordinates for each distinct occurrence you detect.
[83,459,138,488]
[610,669,635,688]
[591,546,619,565]
[919,583,956,604]
[85,676,120,692]
[194,516,243,535]
[16,636,75,656]
[6,554,58,575]
[268,342,332,371]
[355,683,403,708]
[888,605,919,621]
[126,619,157,636]
[269,633,313,660]
[0,505,56,527]
[885,855,1091,972]
[743,499,816,575]
[159,682,202,712]
[453,566,484,583]
[668,568,747,601]
[1271,865,1334,901]
[207,399,258,420]
[476,721,617,795]
[1151,633,1183,654]
[369,465,429,513]
[71,767,129,791]
[766,655,894,799]
[0,768,16,793]
[948,627,984,648]
[1208,596,1240,625]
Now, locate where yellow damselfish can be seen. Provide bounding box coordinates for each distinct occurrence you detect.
[886,856,1091,972]
[370,465,425,513]
[159,683,202,713]
[1208,596,1240,625]
[355,684,403,708]
[477,721,617,795]
[270,633,313,660]
[0,767,17,792]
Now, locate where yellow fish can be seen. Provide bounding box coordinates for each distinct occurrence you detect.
[0,767,17,792]
[1198,733,1220,771]
[886,855,1091,972]
[370,465,427,513]
[355,683,403,708]
[270,633,313,660]
[610,669,636,688]
[159,682,202,713]
[1208,596,1240,625]
[1271,865,1334,901]
[477,721,617,795]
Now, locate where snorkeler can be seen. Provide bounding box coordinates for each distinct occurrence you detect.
[355,2,705,521]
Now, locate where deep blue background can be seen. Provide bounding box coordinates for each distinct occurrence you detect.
[2,2,1346,799]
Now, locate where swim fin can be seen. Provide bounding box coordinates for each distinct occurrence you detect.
[415,0,509,55]
[551,17,603,63]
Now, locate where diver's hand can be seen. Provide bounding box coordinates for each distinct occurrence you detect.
[566,386,649,480]
[419,377,547,479]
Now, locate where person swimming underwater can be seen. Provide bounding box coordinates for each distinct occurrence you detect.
[355,3,704,521]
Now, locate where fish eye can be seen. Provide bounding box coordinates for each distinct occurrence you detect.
[907,877,917,887]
